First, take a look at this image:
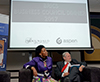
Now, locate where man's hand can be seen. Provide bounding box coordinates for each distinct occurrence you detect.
[79,65,85,72]
[31,67,37,76]
[63,72,69,77]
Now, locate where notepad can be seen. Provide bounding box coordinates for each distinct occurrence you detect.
[68,64,80,72]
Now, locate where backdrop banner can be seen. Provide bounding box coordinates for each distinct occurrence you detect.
[0,14,9,71]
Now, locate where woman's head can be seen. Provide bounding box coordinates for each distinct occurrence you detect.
[35,45,48,58]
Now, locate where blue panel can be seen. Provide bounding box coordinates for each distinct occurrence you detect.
[0,23,9,36]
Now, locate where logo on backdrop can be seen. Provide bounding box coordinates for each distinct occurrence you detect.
[56,37,78,44]
[56,37,62,44]
[25,37,50,44]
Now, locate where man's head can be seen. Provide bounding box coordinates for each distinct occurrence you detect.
[62,52,71,62]
[0,44,2,49]
[0,44,2,54]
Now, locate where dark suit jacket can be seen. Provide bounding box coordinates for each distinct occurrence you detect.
[54,59,87,80]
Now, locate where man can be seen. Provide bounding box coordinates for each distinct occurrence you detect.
[54,52,87,82]
[0,44,3,66]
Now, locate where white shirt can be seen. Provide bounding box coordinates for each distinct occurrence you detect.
[62,61,71,77]
[0,53,3,63]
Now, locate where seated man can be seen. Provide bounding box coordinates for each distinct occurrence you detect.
[54,52,87,82]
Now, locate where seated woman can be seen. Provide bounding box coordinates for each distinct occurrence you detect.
[23,45,57,82]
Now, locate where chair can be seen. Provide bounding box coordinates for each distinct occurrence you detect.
[19,66,100,82]
[0,71,10,82]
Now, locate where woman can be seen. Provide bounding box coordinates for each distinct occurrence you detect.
[23,45,57,82]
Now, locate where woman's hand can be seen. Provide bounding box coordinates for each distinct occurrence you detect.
[31,67,37,76]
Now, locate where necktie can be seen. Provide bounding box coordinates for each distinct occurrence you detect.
[61,62,69,72]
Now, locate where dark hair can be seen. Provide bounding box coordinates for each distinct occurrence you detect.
[35,45,45,57]
[0,44,2,49]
